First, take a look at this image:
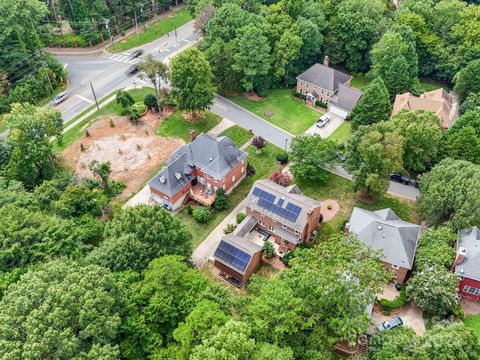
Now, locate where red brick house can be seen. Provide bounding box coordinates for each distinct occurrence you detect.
[213,235,263,288]
[455,226,480,301]
[296,56,352,105]
[245,179,322,254]
[148,133,247,211]
[347,208,421,284]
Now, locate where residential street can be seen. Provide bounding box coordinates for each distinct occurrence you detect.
[54,20,419,201]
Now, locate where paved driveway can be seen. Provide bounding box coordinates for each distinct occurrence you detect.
[305,112,344,138]
[371,302,425,336]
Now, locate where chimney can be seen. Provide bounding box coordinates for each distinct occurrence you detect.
[323,55,329,67]
[454,247,467,266]
[344,222,350,234]
[189,129,197,141]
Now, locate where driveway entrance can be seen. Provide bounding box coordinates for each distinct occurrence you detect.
[305,112,344,138]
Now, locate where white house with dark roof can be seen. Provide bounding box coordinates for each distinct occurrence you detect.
[296,56,353,105]
[454,226,480,301]
[148,133,247,211]
[347,207,421,284]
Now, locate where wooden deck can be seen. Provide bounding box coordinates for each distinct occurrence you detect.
[189,183,216,206]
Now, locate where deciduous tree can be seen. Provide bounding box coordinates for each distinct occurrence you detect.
[414,227,456,272]
[454,59,480,102]
[367,326,418,360]
[138,54,169,112]
[0,260,122,359]
[290,134,338,183]
[169,48,215,116]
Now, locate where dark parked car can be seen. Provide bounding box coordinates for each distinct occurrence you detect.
[130,49,144,59]
[377,317,403,332]
[50,91,68,106]
[390,173,411,185]
[125,64,139,76]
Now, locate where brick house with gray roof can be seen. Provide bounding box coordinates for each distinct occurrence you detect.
[149,133,247,211]
[454,226,480,301]
[347,207,421,284]
[296,56,353,105]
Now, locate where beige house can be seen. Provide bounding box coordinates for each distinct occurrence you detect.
[392,88,456,129]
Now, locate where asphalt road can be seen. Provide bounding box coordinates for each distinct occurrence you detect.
[55,21,196,123]
[53,20,419,201]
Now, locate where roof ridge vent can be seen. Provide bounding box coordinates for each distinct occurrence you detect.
[174,172,182,180]
[159,176,166,184]
[209,157,213,162]
[377,225,383,230]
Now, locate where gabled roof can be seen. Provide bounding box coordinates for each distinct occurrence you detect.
[455,226,480,281]
[213,235,262,275]
[149,133,247,196]
[348,208,421,270]
[246,179,321,232]
[328,84,363,112]
[296,63,352,92]
[148,153,193,197]
[392,90,454,129]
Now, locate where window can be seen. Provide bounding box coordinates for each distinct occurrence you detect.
[300,81,304,86]
[391,264,399,270]
[295,230,299,235]
[241,167,244,173]
[259,220,265,226]
[268,225,273,231]
[232,175,236,182]
[321,89,324,94]
[463,285,480,295]
[283,224,287,229]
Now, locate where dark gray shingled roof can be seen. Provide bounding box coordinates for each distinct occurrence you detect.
[247,179,321,232]
[328,84,363,111]
[455,227,480,281]
[348,208,421,270]
[149,133,247,197]
[296,63,352,92]
[233,215,258,237]
[148,153,193,197]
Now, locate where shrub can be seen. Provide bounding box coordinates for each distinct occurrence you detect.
[246,163,256,176]
[116,90,135,114]
[236,212,246,224]
[382,309,391,316]
[269,171,293,187]
[379,286,407,310]
[315,100,327,109]
[263,241,276,259]
[281,250,295,265]
[144,94,158,110]
[85,129,90,137]
[293,91,307,100]
[327,204,333,210]
[192,206,210,223]
[105,180,126,198]
[127,102,146,124]
[186,204,193,215]
[213,188,229,211]
[276,152,289,164]
[223,224,237,234]
[252,136,266,150]
[80,143,85,151]
[109,119,115,127]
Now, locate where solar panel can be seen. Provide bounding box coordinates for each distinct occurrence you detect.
[277,198,284,206]
[257,198,300,223]
[252,187,275,202]
[214,240,252,272]
[286,203,302,215]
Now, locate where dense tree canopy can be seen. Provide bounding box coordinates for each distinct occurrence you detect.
[367,326,418,360]
[414,227,456,272]
[418,158,480,229]
[454,59,480,102]
[351,77,391,130]
[0,260,122,359]
[441,110,480,164]
[1,104,63,189]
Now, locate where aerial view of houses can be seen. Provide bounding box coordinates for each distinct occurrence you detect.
[2,0,480,359]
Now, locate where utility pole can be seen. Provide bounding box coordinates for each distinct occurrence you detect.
[284,138,288,152]
[103,18,114,50]
[134,10,139,40]
[90,82,100,111]
[41,61,54,93]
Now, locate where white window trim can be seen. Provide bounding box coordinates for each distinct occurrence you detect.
[463,285,480,295]
[268,225,273,231]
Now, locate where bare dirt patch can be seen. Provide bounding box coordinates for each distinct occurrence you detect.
[244,92,265,102]
[61,110,184,200]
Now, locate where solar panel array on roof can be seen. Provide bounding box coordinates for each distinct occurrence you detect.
[252,187,301,223]
[214,240,252,272]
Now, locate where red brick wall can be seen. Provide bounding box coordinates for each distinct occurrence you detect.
[303,206,321,242]
[296,79,332,103]
[380,261,409,284]
[194,159,246,194]
[458,277,480,301]
[214,251,262,286]
[150,181,192,206]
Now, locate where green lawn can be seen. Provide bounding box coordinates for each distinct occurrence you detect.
[351,73,370,90]
[328,121,351,144]
[53,87,155,152]
[219,125,253,147]
[295,172,419,242]
[228,89,319,135]
[157,110,221,142]
[177,142,281,248]
[419,79,449,92]
[111,8,192,53]
[464,315,480,340]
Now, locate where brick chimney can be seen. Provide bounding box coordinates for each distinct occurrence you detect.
[189,129,197,141]
[323,55,329,67]
[455,247,467,266]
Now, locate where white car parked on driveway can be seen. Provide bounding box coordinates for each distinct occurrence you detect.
[316,114,331,128]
